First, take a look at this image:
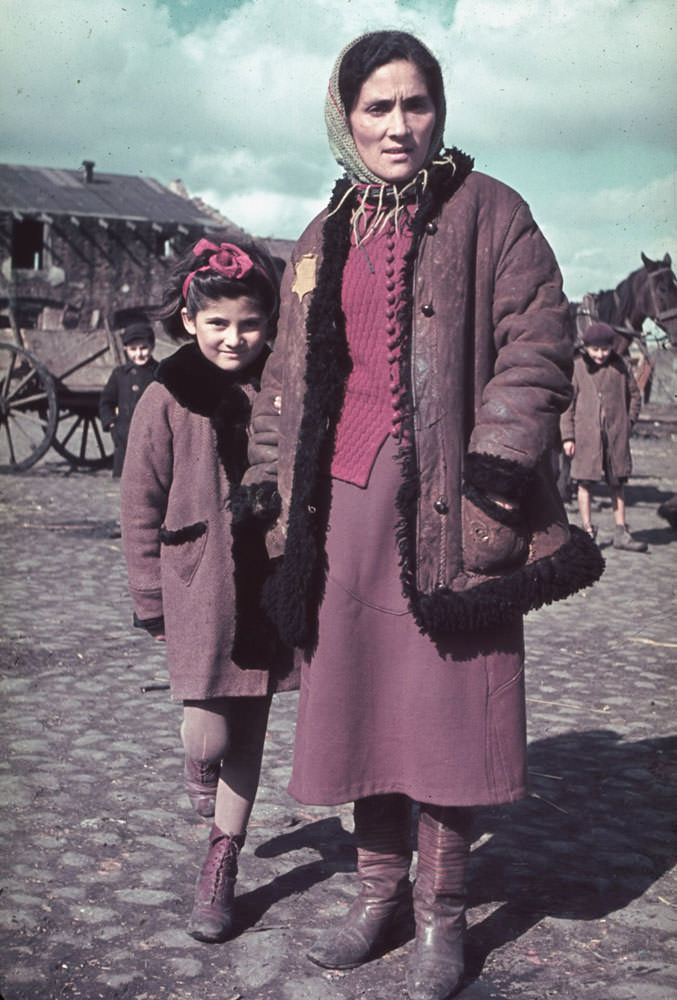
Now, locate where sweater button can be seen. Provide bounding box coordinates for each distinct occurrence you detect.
[425,222,438,235]
[421,303,434,317]
[434,497,449,514]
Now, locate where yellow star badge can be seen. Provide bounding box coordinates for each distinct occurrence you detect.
[292,254,317,301]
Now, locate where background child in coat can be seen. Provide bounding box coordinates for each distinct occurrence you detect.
[120,237,295,943]
[561,321,647,551]
[99,320,157,478]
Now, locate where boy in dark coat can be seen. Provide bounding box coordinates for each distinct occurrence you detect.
[561,321,647,551]
[99,321,158,477]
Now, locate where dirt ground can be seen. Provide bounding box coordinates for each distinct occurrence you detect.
[0,428,675,1000]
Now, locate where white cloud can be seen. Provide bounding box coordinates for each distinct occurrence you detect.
[1,0,674,293]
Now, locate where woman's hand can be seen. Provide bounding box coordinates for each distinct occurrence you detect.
[462,494,528,575]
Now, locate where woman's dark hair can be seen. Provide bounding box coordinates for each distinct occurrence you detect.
[338,31,443,115]
[154,234,281,342]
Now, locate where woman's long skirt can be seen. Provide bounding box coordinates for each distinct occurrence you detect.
[287,436,528,808]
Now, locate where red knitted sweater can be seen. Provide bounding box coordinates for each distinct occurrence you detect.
[331,214,413,487]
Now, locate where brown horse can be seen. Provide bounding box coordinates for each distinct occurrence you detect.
[571,252,677,347]
[570,252,677,397]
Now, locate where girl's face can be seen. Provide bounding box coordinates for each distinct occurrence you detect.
[348,59,436,183]
[181,295,268,373]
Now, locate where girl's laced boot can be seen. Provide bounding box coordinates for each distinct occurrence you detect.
[306,793,413,969]
[184,757,219,817]
[406,805,473,1000]
[187,825,245,942]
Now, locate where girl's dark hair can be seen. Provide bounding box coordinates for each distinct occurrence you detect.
[339,31,444,115]
[155,234,281,342]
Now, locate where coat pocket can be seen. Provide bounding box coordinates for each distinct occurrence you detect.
[160,520,208,586]
[461,495,528,575]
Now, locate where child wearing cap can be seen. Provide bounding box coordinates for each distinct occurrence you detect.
[560,321,647,551]
[100,320,158,477]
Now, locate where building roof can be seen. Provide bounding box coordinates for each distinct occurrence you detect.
[0,162,221,227]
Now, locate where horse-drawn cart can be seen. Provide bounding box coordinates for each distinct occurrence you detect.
[0,314,174,473]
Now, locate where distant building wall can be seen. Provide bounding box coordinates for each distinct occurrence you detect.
[0,214,200,330]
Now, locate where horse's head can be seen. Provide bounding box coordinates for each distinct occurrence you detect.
[641,252,677,345]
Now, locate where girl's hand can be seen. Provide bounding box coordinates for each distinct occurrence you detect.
[562,440,575,458]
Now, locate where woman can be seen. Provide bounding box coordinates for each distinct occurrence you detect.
[244,31,603,1000]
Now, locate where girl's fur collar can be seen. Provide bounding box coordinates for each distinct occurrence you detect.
[156,340,264,418]
[156,340,260,484]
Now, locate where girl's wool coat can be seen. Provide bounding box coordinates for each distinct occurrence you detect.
[121,343,297,701]
[244,158,604,651]
[560,350,641,483]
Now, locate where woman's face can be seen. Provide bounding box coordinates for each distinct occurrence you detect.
[348,59,436,184]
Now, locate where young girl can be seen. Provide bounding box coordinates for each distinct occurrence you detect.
[120,237,296,943]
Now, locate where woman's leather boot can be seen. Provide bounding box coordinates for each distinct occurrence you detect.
[406,804,473,1000]
[187,824,245,942]
[307,793,413,969]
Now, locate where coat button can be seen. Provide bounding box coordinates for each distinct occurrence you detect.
[425,222,438,235]
[421,303,434,317]
[434,497,448,514]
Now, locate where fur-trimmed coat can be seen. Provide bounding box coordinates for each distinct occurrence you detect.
[244,155,604,648]
[560,349,641,483]
[120,342,296,700]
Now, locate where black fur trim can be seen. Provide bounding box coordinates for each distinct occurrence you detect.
[211,388,251,486]
[229,481,281,526]
[264,177,355,649]
[413,525,604,635]
[159,522,207,545]
[391,151,475,626]
[463,482,523,528]
[156,340,266,416]
[230,521,289,669]
[464,451,534,500]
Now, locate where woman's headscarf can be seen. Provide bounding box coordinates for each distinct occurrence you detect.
[324,32,447,186]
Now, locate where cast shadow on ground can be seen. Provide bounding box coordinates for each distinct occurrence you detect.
[235,816,354,933]
[465,729,676,979]
[244,730,676,989]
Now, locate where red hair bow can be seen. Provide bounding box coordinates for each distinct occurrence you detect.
[182,240,259,299]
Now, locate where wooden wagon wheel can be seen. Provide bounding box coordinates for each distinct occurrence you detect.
[0,341,58,473]
[51,396,113,469]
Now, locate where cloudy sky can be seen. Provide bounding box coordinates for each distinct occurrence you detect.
[2,0,675,299]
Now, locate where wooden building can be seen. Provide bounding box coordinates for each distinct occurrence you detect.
[0,161,255,334]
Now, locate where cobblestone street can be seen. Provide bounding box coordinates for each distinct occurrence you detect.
[1,431,675,1000]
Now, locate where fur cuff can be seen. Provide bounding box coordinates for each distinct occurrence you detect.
[416,524,605,634]
[463,482,523,527]
[464,452,535,500]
